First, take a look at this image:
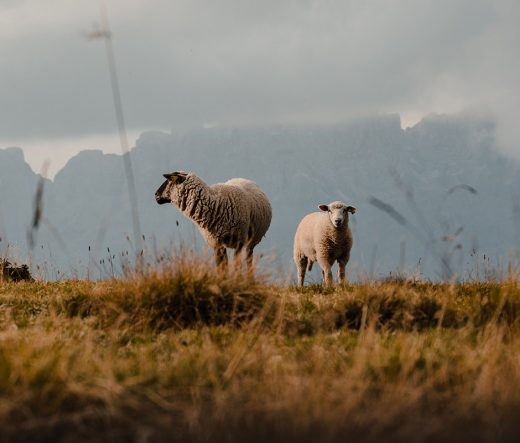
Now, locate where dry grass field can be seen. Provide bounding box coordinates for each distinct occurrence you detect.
[1,255,520,442]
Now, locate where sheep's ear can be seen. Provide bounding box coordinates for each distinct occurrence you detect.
[319,204,329,212]
[346,206,356,214]
[163,171,187,183]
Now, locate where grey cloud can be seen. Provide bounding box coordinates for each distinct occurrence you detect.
[0,0,518,155]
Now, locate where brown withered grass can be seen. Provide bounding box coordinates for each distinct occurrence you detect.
[1,256,520,442]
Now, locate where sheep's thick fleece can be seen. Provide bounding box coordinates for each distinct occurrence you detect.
[180,175,271,250]
[156,172,271,266]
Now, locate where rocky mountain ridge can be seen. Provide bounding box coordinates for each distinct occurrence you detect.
[1,114,518,280]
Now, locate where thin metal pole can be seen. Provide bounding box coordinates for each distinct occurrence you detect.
[95,3,143,257]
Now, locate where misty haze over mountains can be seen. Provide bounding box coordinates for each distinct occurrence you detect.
[1,114,518,281]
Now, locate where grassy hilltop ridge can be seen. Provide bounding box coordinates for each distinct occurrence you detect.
[1,258,520,442]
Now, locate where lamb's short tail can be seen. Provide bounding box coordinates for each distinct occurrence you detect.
[307,260,314,272]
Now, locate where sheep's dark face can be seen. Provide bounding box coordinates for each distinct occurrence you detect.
[155,171,188,205]
[319,201,356,229]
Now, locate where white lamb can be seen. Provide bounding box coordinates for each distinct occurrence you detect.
[155,171,272,271]
[293,201,356,287]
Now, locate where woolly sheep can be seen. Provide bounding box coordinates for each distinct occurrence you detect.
[293,201,356,287]
[155,171,272,271]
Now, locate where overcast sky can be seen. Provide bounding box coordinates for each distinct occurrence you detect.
[0,0,519,176]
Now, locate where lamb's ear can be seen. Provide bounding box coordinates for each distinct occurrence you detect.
[319,204,329,212]
[346,206,356,214]
[163,171,188,183]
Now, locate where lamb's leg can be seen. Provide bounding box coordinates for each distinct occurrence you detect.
[337,254,350,284]
[317,256,333,287]
[296,256,308,287]
[215,246,228,270]
[337,261,346,284]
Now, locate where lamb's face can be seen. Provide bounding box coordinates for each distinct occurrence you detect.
[155,171,188,205]
[319,201,356,228]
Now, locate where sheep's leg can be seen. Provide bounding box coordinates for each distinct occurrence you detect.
[317,257,333,287]
[233,246,244,273]
[296,256,308,287]
[246,247,255,276]
[214,246,228,270]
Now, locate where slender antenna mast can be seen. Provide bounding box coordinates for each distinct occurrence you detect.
[88,3,142,257]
